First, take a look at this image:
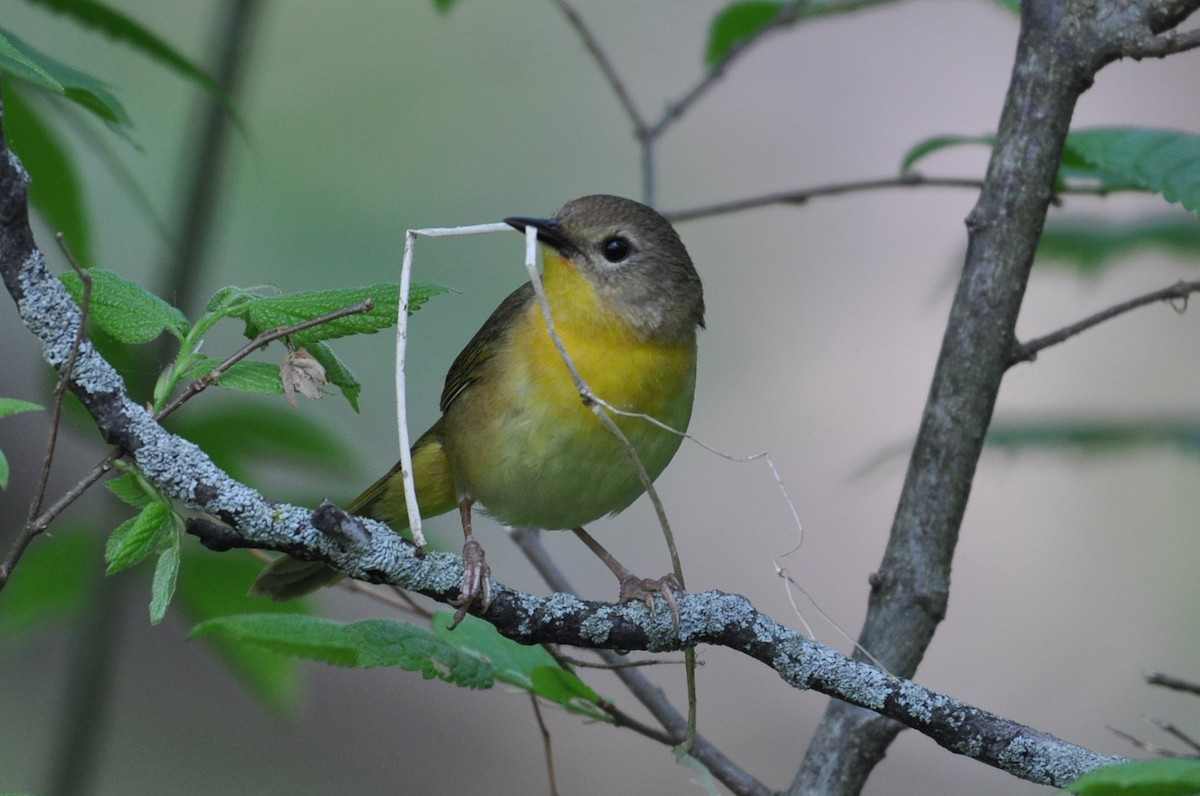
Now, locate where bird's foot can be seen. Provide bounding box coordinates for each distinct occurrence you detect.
[450,536,491,628]
[618,572,682,631]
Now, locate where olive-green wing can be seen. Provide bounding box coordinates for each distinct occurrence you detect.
[439,281,534,413]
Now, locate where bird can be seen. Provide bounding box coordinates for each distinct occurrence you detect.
[251,194,705,622]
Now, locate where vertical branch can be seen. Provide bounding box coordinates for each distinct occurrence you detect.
[790,0,1194,792]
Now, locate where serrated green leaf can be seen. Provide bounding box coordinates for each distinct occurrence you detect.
[149,535,181,625]
[1064,758,1200,796]
[60,269,190,344]
[0,397,42,418]
[303,340,361,410]
[1037,215,1200,273]
[239,283,445,346]
[1064,128,1200,215]
[706,2,782,66]
[0,531,97,636]
[105,502,173,574]
[176,548,306,710]
[433,612,608,719]
[4,82,91,266]
[0,450,8,489]
[187,358,283,395]
[900,134,994,173]
[190,614,494,687]
[105,472,154,508]
[0,28,133,135]
[23,0,239,124]
[987,421,1200,458]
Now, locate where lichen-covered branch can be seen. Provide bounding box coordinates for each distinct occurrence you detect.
[0,102,1126,791]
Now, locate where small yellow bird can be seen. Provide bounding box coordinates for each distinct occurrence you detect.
[252,194,704,617]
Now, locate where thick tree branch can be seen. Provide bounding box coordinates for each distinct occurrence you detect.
[0,111,1125,792]
[793,1,1200,794]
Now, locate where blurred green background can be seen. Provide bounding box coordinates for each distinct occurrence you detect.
[1,1,1198,794]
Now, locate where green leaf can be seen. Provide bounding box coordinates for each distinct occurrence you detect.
[186,358,284,395]
[237,283,445,346]
[1037,215,1200,273]
[60,269,190,344]
[1064,758,1200,796]
[190,614,494,688]
[3,82,91,266]
[22,0,239,122]
[706,2,782,66]
[900,134,994,173]
[0,397,40,488]
[0,531,97,636]
[433,612,607,719]
[105,502,173,574]
[1064,128,1200,215]
[105,472,155,508]
[0,397,42,418]
[431,0,459,11]
[0,28,133,134]
[149,534,181,625]
[987,420,1200,458]
[176,548,306,710]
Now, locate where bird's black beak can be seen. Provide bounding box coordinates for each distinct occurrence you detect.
[504,215,577,256]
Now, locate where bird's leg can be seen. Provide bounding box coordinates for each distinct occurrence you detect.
[571,526,680,629]
[451,497,491,627]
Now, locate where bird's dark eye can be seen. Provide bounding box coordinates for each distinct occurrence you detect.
[602,236,632,263]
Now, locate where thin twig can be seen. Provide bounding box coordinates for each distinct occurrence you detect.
[1145,669,1200,696]
[529,694,560,796]
[1011,280,1200,365]
[666,174,987,222]
[1107,725,1181,757]
[0,241,92,593]
[550,0,646,135]
[27,237,90,523]
[649,0,806,140]
[155,298,374,422]
[1148,716,1200,755]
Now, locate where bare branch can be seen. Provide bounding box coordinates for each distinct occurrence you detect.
[550,0,647,135]
[1011,280,1200,365]
[665,174,986,223]
[1146,669,1200,696]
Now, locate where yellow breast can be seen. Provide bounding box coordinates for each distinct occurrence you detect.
[443,251,697,530]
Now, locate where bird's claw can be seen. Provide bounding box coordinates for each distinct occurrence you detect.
[450,537,491,628]
[618,572,682,632]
